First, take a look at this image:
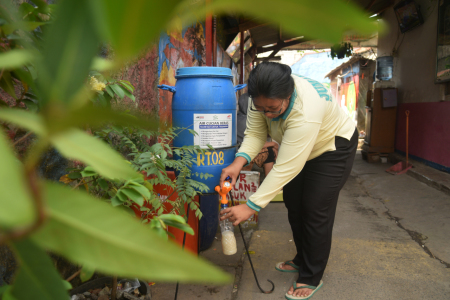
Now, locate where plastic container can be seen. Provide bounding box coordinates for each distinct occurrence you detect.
[157,67,246,252]
[131,171,199,254]
[219,205,237,255]
[376,56,394,81]
[158,67,245,192]
[198,194,219,251]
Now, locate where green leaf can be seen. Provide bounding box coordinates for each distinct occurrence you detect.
[91,57,115,72]
[31,182,231,283]
[109,83,125,99]
[80,265,95,283]
[110,196,123,207]
[163,221,194,236]
[158,214,186,224]
[22,99,38,112]
[0,109,46,136]
[62,280,72,290]
[0,285,11,296]
[188,129,198,137]
[120,187,144,206]
[30,0,51,14]
[151,226,169,240]
[0,72,17,99]
[37,0,100,107]
[19,2,36,16]
[105,85,114,97]
[0,49,35,69]
[97,178,109,190]
[128,183,151,199]
[122,86,136,102]
[95,0,182,59]
[177,0,380,44]
[7,239,70,300]
[81,166,98,177]
[0,131,35,229]
[81,171,97,178]
[119,80,135,92]
[46,106,158,134]
[50,129,137,180]
[116,190,127,202]
[68,172,82,179]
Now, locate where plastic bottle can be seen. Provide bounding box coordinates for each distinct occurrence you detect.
[220,204,237,255]
[215,181,237,255]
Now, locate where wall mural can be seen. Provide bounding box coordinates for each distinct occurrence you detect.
[339,63,359,124]
[158,20,206,129]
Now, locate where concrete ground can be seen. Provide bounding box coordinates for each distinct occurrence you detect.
[152,151,450,300]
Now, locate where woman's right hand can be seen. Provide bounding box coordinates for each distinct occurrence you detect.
[219,157,247,188]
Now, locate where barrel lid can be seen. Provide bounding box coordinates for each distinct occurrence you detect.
[175,67,233,78]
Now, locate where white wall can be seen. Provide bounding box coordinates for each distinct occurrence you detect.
[378,0,441,104]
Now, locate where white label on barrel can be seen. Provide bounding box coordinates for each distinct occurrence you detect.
[193,113,232,148]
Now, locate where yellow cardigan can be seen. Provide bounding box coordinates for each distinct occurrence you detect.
[236,74,356,211]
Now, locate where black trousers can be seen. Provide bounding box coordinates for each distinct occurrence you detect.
[283,129,358,286]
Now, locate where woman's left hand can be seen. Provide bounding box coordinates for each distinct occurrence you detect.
[220,204,257,226]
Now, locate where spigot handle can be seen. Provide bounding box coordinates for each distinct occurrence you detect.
[215,179,232,204]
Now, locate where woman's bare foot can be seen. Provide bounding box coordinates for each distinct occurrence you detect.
[287,283,313,298]
[278,260,298,271]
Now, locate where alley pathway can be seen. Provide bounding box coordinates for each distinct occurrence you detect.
[236,152,450,300]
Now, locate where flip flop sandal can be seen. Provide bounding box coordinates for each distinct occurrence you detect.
[275,260,299,273]
[285,280,323,300]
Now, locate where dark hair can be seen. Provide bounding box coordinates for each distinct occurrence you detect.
[248,62,295,100]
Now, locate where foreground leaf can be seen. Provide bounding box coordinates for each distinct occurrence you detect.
[7,239,69,300]
[176,0,380,44]
[80,265,95,283]
[0,49,35,69]
[46,105,158,134]
[31,182,231,283]
[0,285,11,296]
[50,129,137,180]
[96,0,181,59]
[0,108,46,136]
[38,0,100,107]
[0,131,35,229]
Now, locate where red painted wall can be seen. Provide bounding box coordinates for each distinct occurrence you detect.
[121,46,159,115]
[396,102,450,168]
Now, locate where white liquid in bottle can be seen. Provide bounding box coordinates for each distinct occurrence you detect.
[221,230,237,255]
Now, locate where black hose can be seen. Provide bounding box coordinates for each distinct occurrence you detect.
[228,186,275,294]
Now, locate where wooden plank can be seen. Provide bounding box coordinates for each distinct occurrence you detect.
[256,38,308,54]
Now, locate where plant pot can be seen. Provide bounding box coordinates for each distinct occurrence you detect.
[70,276,151,299]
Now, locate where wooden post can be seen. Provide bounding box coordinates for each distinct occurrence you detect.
[213,15,217,66]
[240,30,244,84]
[205,0,212,66]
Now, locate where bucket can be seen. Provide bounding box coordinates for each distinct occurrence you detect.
[376,56,394,81]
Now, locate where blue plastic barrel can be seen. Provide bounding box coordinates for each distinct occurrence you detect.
[159,67,245,192]
[376,56,394,81]
[158,67,245,251]
[198,194,220,251]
